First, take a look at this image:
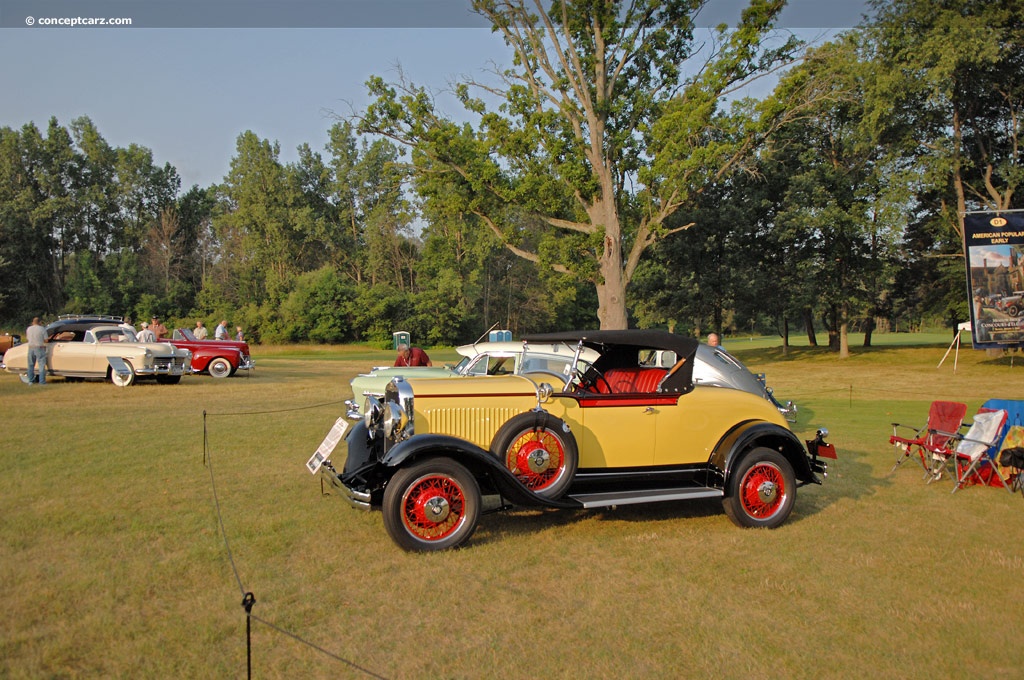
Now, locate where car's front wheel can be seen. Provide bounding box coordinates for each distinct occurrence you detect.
[490,412,578,499]
[723,447,796,529]
[382,458,481,552]
[208,357,232,378]
[109,361,135,387]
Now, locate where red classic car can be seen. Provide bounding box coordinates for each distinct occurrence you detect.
[168,328,255,378]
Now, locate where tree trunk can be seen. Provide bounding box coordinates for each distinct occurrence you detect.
[781,316,790,356]
[802,307,818,346]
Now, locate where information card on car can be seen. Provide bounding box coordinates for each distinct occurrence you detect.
[306,417,348,474]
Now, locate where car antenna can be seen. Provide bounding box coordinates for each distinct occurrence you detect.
[471,322,501,347]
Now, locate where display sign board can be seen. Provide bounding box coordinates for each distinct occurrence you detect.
[964,211,1024,348]
[305,417,349,475]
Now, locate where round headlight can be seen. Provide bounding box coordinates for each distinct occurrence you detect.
[383,401,408,439]
[363,397,383,431]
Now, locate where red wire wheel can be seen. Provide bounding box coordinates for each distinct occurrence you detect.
[506,430,567,492]
[383,458,481,552]
[490,412,579,499]
[723,448,797,529]
[738,461,787,518]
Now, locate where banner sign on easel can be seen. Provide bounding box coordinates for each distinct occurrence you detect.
[964,211,1024,349]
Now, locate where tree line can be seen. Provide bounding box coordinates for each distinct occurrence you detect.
[1,0,1021,354]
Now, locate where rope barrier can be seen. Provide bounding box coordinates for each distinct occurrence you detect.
[202,406,389,679]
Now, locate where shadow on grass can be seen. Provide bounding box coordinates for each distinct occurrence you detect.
[469,446,883,542]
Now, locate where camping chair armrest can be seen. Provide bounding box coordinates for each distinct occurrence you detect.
[891,423,925,436]
[951,434,998,449]
[928,428,959,439]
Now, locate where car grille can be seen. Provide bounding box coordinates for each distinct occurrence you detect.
[153,356,187,370]
[424,407,524,448]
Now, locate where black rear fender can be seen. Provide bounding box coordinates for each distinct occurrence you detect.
[383,435,578,509]
[709,421,815,487]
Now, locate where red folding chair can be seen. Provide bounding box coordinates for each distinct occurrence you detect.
[889,401,967,473]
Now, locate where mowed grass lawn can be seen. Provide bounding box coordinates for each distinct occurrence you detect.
[2,335,1023,678]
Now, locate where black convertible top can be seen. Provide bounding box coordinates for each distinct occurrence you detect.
[522,330,699,393]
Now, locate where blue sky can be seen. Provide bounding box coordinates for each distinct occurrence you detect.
[0,1,867,190]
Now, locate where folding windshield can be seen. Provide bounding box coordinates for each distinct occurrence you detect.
[461,354,516,376]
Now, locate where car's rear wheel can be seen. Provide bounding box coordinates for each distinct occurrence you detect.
[490,412,578,499]
[382,458,481,552]
[109,361,135,387]
[208,357,232,378]
[1008,305,1020,317]
[723,447,796,528]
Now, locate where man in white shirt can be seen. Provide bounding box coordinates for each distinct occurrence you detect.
[136,322,156,343]
[215,320,229,340]
[194,320,208,340]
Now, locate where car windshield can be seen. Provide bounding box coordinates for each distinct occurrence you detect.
[174,328,197,341]
[520,351,577,377]
[94,328,135,343]
[461,354,516,376]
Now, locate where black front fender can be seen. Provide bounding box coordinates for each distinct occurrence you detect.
[383,434,581,509]
[709,421,815,487]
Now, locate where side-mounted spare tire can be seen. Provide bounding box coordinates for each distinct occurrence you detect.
[490,411,579,500]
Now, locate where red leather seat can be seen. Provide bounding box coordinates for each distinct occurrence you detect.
[595,367,667,394]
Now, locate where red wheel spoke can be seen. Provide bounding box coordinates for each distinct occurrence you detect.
[401,475,466,541]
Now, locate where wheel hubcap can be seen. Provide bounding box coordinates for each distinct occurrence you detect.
[418,495,451,523]
[520,442,552,474]
[756,480,777,504]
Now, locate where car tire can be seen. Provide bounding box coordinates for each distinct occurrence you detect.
[723,447,796,529]
[109,361,135,387]
[382,458,481,552]
[208,357,232,378]
[1008,305,1020,317]
[490,412,578,499]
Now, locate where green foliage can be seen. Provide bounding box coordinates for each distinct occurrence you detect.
[3,2,1018,345]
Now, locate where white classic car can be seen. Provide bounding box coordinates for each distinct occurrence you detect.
[1,317,191,386]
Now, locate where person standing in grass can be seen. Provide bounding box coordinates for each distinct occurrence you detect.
[25,317,47,384]
[194,320,208,340]
[215,320,229,340]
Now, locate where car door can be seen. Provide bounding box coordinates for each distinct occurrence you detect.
[50,332,101,376]
[569,395,659,469]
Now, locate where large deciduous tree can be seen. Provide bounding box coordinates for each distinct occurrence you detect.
[359,0,801,329]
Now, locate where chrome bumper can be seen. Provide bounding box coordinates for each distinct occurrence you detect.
[135,362,189,376]
[238,357,256,371]
[319,461,372,510]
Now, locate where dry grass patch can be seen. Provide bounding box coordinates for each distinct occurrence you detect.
[2,342,1023,678]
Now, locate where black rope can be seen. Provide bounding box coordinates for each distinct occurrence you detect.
[203,408,389,679]
[203,399,346,418]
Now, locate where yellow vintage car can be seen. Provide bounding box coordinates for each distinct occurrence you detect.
[311,330,834,551]
[1,317,191,386]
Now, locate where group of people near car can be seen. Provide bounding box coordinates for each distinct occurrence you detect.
[17,314,247,386]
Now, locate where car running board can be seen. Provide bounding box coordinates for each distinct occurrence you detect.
[568,487,724,509]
